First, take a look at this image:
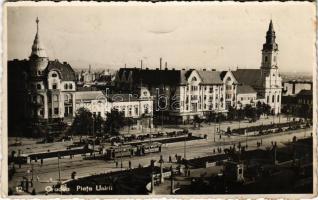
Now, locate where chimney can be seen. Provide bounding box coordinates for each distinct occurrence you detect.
[160,57,162,70]
[172,68,175,70]
[203,68,206,71]
[156,68,159,70]
[165,62,168,69]
[182,68,185,70]
[141,60,143,69]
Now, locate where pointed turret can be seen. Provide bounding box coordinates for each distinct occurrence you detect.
[30,17,48,58]
[29,17,49,76]
[262,20,278,52]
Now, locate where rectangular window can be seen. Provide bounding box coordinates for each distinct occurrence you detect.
[52,84,57,90]
[54,108,59,115]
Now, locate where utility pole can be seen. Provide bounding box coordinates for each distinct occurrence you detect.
[57,154,61,184]
[184,136,187,160]
[92,116,95,157]
[214,115,216,142]
[120,144,123,169]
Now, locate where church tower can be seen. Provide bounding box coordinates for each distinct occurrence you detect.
[29,17,49,77]
[261,20,278,71]
[260,20,282,114]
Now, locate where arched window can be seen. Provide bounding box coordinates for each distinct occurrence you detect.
[37,84,41,90]
[277,95,280,102]
[69,84,73,89]
[267,96,269,103]
[264,56,268,62]
[64,84,68,90]
[52,73,58,78]
[272,95,275,103]
[191,77,197,82]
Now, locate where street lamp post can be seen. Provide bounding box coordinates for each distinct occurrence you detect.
[92,116,95,157]
[184,136,187,160]
[120,144,123,169]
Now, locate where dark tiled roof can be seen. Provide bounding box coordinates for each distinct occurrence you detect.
[75,91,105,101]
[76,87,98,91]
[107,93,139,102]
[297,89,312,97]
[237,85,256,94]
[232,69,262,87]
[117,68,223,86]
[197,70,223,85]
[45,60,76,81]
[117,68,188,86]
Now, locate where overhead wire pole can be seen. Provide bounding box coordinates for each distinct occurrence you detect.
[57,153,61,184]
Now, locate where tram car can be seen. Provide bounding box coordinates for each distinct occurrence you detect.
[136,142,162,156]
[105,145,137,160]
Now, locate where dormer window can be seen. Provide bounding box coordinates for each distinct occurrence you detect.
[191,77,197,82]
[69,84,73,89]
[52,73,58,78]
[64,84,68,90]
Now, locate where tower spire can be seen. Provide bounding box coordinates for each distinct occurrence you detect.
[30,17,48,58]
[36,17,39,33]
[262,20,278,52]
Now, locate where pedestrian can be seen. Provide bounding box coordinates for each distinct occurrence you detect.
[169,156,172,163]
[129,160,131,169]
[116,161,118,168]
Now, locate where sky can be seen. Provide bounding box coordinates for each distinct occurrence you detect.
[6,2,316,73]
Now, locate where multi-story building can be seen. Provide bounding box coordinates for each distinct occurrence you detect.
[115,68,226,123]
[8,18,154,129]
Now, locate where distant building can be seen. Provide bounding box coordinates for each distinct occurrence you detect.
[282,80,312,96]
[296,89,312,106]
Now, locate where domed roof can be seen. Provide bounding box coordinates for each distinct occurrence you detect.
[30,17,48,58]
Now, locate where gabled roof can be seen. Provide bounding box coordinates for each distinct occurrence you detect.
[45,60,76,81]
[237,85,257,94]
[75,91,105,101]
[232,69,262,87]
[196,70,223,85]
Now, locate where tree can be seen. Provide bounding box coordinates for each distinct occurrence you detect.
[227,105,236,120]
[70,108,93,135]
[103,109,125,136]
[262,102,271,116]
[124,117,135,134]
[193,115,204,129]
[94,114,104,136]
